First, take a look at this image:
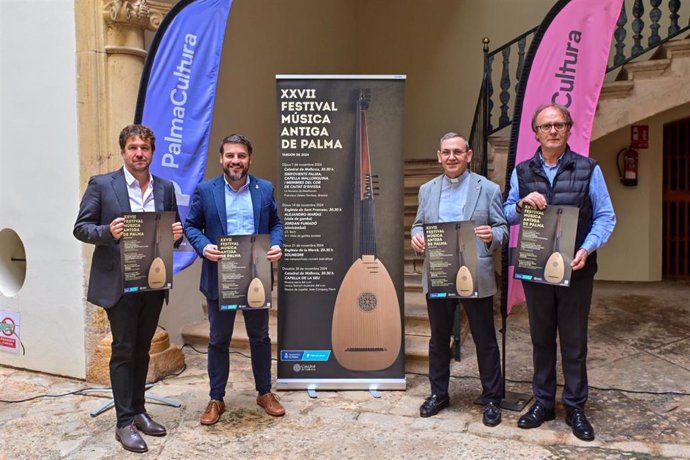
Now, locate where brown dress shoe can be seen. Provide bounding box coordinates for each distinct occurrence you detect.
[256,392,285,417]
[200,399,225,425]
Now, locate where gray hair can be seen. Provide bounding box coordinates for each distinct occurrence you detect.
[439,132,470,150]
[531,104,573,132]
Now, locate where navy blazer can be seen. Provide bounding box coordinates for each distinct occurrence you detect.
[411,172,508,298]
[184,174,283,300]
[73,168,180,309]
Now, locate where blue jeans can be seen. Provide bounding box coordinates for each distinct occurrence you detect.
[206,297,272,400]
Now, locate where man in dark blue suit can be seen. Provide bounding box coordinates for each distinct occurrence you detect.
[74,124,183,453]
[184,134,284,425]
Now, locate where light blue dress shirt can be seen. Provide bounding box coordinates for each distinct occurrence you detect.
[438,171,471,222]
[224,176,255,235]
[504,151,616,254]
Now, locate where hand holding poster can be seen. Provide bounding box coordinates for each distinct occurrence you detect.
[514,205,578,286]
[423,221,479,298]
[121,211,175,293]
[218,234,272,310]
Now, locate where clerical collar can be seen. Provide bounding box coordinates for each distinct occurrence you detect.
[444,170,469,184]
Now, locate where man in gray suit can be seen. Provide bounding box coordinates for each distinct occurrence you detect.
[411,132,508,425]
[74,124,182,453]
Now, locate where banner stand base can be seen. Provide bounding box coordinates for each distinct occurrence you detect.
[501,391,532,412]
[277,378,406,391]
[82,384,182,417]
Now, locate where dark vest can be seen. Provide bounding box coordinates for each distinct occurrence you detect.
[516,147,597,251]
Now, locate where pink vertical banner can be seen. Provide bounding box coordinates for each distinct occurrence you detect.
[505,0,624,314]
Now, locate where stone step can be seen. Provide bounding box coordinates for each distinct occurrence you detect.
[180,274,469,371]
[618,58,671,81]
[404,159,440,174]
[182,289,431,352]
[654,37,690,59]
[404,174,438,191]
[183,161,473,370]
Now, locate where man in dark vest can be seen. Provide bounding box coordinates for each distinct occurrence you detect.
[503,104,616,441]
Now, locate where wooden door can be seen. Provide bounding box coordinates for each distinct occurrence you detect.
[663,117,690,279]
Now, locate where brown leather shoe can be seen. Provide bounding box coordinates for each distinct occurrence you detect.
[256,392,285,417]
[200,399,225,425]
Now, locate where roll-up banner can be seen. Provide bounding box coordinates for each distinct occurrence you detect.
[135,0,233,273]
[276,76,406,390]
[504,0,623,314]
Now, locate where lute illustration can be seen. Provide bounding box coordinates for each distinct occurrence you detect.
[147,213,166,289]
[247,235,267,308]
[455,223,474,296]
[331,89,402,372]
[544,207,565,284]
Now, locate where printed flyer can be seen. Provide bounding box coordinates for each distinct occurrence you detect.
[121,211,175,293]
[217,234,272,310]
[514,205,579,286]
[423,221,479,298]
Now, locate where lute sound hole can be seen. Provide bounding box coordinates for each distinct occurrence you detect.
[358,292,377,312]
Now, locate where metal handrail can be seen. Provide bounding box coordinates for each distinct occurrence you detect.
[469,0,690,173]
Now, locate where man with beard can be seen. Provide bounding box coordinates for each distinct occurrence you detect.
[184,134,285,425]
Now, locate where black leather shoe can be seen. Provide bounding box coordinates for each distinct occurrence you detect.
[115,424,148,453]
[482,402,502,427]
[419,394,450,418]
[566,408,595,441]
[133,412,167,437]
[517,401,555,429]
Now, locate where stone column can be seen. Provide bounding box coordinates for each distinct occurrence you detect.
[75,0,184,384]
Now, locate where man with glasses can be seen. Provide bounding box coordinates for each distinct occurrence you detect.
[504,104,616,441]
[411,132,507,426]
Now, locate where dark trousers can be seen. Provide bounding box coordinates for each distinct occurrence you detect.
[522,266,595,410]
[207,297,272,401]
[105,290,164,428]
[427,296,503,404]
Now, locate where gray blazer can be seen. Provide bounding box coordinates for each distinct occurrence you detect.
[411,172,508,298]
[73,168,180,308]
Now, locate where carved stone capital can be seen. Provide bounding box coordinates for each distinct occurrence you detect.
[103,0,167,31]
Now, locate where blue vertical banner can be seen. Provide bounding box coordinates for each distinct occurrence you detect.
[135,0,233,272]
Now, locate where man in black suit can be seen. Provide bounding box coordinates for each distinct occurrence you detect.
[74,124,182,453]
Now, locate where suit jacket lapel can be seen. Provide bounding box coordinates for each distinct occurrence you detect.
[213,176,227,233]
[463,172,481,220]
[152,175,165,212]
[248,176,261,233]
[428,175,443,223]
[112,168,131,213]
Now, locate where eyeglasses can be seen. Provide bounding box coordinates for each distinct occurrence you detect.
[536,122,570,133]
[439,149,469,158]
